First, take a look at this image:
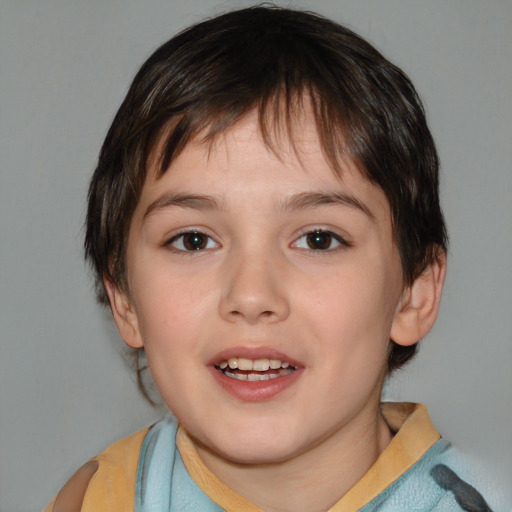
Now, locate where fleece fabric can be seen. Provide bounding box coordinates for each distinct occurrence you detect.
[45,403,493,512]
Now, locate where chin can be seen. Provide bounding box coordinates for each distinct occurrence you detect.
[203,426,310,466]
[217,443,301,466]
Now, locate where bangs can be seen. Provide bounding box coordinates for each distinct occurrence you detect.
[147,15,357,179]
[129,6,388,189]
[154,86,351,179]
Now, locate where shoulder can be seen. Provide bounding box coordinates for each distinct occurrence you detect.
[44,427,150,512]
[366,440,494,512]
[43,461,100,512]
[427,441,494,512]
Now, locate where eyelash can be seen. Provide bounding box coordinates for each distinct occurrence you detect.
[291,229,351,252]
[165,228,350,253]
[165,230,219,253]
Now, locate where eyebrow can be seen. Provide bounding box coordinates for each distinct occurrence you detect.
[143,190,375,220]
[279,192,375,220]
[144,193,224,219]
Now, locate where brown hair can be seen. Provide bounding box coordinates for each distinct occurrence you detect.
[85,5,448,387]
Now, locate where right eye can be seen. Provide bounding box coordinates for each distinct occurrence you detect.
[167,231,219,252]
[291,229,349,252]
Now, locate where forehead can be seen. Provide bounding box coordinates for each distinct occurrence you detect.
[149,106,360,188]
[151,92,350,178]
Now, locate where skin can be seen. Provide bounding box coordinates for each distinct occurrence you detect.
[107,109,446,512]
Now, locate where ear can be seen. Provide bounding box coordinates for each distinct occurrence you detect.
[104,278,144,349]
[390,250,447,346]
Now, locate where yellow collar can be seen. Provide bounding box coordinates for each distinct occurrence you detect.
[176,402,440,512]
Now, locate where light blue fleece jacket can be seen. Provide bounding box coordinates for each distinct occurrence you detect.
[134,413,493,512]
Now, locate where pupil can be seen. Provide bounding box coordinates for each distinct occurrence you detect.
[307,231,331,250]
[184,232,206,250]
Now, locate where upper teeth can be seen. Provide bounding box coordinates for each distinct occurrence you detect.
[218,358,291,371]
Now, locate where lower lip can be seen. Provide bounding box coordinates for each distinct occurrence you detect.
[209,366,303,402]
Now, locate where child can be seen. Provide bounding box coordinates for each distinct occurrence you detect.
[45,6,493,511]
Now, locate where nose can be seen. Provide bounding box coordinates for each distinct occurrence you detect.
[219,250,290,324]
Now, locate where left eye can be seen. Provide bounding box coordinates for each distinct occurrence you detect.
[292,230,345,251]
[168,231,219,251]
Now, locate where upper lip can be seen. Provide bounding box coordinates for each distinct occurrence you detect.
[207,346,302,368]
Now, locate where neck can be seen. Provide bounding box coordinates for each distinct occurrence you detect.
[194,402,393,512]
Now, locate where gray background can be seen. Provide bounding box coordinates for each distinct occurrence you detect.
[1,1,511,511]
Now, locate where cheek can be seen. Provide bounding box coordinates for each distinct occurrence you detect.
[299,267,399,379]
[130,270,221,394]
[133,261,215,329]
[305,269,397,333]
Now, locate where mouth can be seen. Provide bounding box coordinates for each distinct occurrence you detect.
[215,357,297,382]
[209,350,303,401]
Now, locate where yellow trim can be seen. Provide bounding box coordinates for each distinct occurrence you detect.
[81,427,149,511]
[177,427,264,512]
[329,403,440,511]
[177,402,440,512]
[45,427,150,512]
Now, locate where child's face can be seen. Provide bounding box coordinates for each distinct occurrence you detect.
[113,110,406,466]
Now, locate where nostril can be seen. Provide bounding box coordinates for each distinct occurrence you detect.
[230,309,274,317]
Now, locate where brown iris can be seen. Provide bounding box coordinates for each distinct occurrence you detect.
[182,232,209,250]
[306,231,334,250]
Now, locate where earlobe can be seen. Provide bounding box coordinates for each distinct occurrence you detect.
[390,250,447,347]
[104,278,144,348]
